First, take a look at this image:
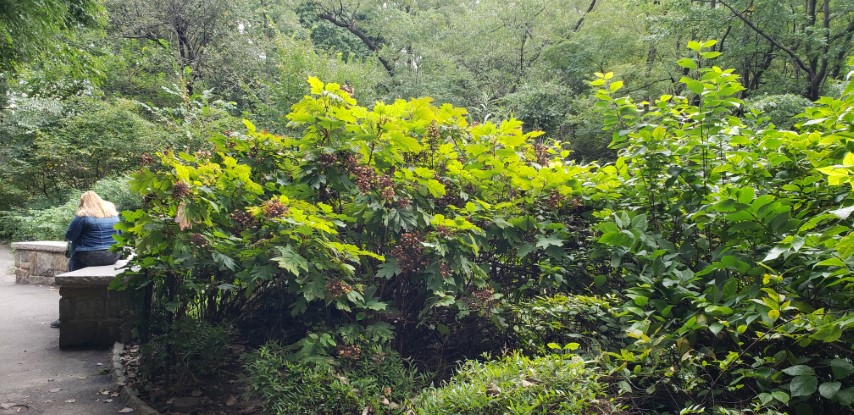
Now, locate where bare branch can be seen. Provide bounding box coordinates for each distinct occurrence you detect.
[572,0,597,32]
[318,11,395,75]
[718,0,814,78]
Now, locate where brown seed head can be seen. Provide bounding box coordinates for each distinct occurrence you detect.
[172,181,191,199]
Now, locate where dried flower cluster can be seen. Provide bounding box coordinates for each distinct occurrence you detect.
[189,233,208,248]
[262,199,288,218]
[326,279,353,298]
[533,143,550,165]
[391,233,426,273]
[546,191,563,209]
[172,181,191,199]
[465,288,496,311]
[140,153,154,165]
[336,344,361,359]
[230,210,255,232]
[439,262,452,279]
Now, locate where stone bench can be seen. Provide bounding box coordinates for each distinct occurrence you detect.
[54,260,134,349]
[11,241,68,285]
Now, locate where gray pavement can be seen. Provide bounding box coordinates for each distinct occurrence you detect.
[0,244,131,414]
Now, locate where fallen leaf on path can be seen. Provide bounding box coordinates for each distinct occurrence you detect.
[118,407,134,413]
[226,395,237,406]
[48,388,61,393]
[64,399,76,403]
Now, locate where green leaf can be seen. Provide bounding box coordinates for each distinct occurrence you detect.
[816,257,846,267]
[687,41,702,51]
[836,387,854,406]
[763,246,788,262]
[424,179,446,198]
[684,79,705,95]
[831,206,854,219]
[375,259,401,279]
[724,211,753,222]
[819,382,842,399]
[772,390,790,404]
[709,322,724,336]
[836,232,854,258]
[783,365,816,376]
[831,359,854,379]
[272,245,310,277]
[790,375,818,397]
[677,58,697,69]
[536,235,565,249]
[705,305,733,316]
[812,324,843,342]
[211,252,237,271]
[609,81,624,92]
[516,243,536,258]
[700,51,722,59]
[599,232,631,246]
[308,77,324,94]
[632,295,649,306]
[631,214,648,231]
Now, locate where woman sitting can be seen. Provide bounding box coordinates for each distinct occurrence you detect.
[52,191,121,328]
[65,191,121,272]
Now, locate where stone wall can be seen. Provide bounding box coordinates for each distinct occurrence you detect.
[11,241,68,285]
[54,260,134,349]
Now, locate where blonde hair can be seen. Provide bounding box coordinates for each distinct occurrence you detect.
[76,191,119,218]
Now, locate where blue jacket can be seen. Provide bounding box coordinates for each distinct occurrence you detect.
[65,215,120,252]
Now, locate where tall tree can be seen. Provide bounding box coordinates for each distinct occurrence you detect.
[718,0,854,100]
[0,0,104,107]
[642,0,854,100]
[106,0,258,97]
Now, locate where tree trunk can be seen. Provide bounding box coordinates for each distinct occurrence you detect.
[0,75,8,110]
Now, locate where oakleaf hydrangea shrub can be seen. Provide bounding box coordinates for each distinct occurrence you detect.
[114,77,612,387]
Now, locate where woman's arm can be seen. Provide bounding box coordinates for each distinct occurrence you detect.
[65,216,84,242]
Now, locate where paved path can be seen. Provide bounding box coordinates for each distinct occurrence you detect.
[0,244,130,414]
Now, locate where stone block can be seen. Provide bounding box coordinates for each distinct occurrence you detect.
[61,286,104,298]
[59,297,74,320]
[34,253,55,277]
[16,250,32,265]
[74,298,104,320]
[12,242,67,284]
[104,291,131,318]
[59,320,100,349]
[99,322,123,345]
[52,255,68,273]
[27,275,47,285]
[56,260,137,349]
[15,269,27,284]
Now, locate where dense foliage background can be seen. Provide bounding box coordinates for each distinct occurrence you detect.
[2,1,853,414]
